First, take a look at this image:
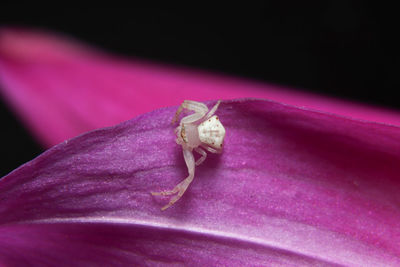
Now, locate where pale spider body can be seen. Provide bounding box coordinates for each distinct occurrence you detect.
[152,100,225,210]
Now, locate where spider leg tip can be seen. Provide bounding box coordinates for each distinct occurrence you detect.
[161,204,171,211]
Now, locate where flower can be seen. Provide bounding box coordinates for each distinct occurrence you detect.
[1,28,400,148]
[1,99,400,266]
[1,28,400,266]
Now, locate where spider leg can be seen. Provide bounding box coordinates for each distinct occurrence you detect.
[194,147,207,166]
[172,105,184,125]
[180,112,206,125]
[151,186,180,196]
[203,100,221,120]
[172,100,209,124]
[201,144,219,154]
[151,149,195,210]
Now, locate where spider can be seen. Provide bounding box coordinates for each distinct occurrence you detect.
[152,100,226,210]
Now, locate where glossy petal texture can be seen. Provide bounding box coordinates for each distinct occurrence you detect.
[1,99,399,266]
[1,28,400,147]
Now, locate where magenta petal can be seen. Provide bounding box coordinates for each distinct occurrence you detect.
[2,28,400,147]
[1,99,399,266]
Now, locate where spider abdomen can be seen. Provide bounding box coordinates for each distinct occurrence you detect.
[198,115,226,149]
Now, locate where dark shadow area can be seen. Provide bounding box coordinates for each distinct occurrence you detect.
[0,96,43,177]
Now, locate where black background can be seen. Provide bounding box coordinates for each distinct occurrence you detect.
[0,4,398,177]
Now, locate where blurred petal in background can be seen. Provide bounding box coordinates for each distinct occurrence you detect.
[1,28,400,149]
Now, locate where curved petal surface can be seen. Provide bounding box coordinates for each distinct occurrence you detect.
[0,99,399,266]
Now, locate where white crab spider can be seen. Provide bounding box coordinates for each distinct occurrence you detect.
[152,100,226,210]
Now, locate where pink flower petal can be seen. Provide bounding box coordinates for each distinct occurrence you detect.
[1,28,400,147]
[0,99,399,266]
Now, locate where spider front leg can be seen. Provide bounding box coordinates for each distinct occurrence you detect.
[203,100,221,120]
[172,100,209,124]
[151,149,195,210]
